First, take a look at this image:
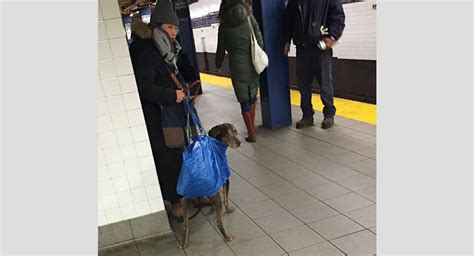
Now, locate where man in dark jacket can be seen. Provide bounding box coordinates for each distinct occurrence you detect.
[284,0,345,129]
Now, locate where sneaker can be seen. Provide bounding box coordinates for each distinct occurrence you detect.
[296,118,314,129]
[321,116,335,129]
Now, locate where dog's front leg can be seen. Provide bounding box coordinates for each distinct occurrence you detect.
[180,199,190,249]
[209,192,234,241]
[223,180,235,213]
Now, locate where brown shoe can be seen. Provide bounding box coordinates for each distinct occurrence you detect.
[170,202,183,219]
[296,118,314,129]
[321,116,335,129]
[242,111,256,142]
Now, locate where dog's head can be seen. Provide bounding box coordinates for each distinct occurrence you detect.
[208,123,241,149]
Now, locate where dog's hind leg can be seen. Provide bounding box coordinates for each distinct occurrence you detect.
[223,180,235,213]
[180,199,190,249]
[209,192,234,241]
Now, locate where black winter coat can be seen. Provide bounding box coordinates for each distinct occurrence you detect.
[129,33,197,151]
[285,0,345,46]
[129,28,198,202]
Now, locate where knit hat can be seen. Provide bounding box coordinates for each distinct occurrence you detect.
[150,0,179,27]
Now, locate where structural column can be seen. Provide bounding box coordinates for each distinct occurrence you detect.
[252,0,292,128]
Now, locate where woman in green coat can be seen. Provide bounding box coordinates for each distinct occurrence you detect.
[215,0,264,142]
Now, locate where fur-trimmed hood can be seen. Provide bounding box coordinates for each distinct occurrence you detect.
[131,19,152,39]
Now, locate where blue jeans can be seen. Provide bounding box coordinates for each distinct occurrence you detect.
[296,44,336,118]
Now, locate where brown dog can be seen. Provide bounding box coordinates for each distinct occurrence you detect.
[179,123,241,249]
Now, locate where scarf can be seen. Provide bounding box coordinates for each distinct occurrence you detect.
[152,27,182,73]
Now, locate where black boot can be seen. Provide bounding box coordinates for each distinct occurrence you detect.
[296,117,314,129]
[321,116,335,129]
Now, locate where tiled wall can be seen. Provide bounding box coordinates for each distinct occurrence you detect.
[98,0,165,226]
[191,0,376,61]
[333,0,376,60]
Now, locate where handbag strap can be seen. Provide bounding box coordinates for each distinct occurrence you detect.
[156,51,201,100]
[247,16,256,42]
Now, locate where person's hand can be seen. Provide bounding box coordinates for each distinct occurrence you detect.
[175,89,185,103]
[323,37,335,49]
[284,42,290,56]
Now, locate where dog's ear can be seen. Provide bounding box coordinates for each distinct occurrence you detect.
[209,125,224,140]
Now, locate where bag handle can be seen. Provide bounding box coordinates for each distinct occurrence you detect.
[183,98,205,145]
[247,16,256,44]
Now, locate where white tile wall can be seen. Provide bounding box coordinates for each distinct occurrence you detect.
[139,156,155,172]
[99,0,121,20]
[127,109,146,127]
[131,125,149,142]
[120,205,137,219]
[332,0,377,60]
[105,18,126,39]
[98,0,165,227]
[135,201,151,216]
[102,194,120,209]
[149,197,165,212]
[99,180,115,196]
[119,144,137,160]
[98,3,103,21]
[128,173,145,189]
[105,208,122,223]
[112,177,130,193]
[123,92,142,110]
[114,57,134,76]
[118,75,138,93]
[98,98,109,116]
[98,41,113,61]
[109,38,130,58]
[131,188,148,203]
[104,147,122,164]
[102,77,122,96]
[106,95,126,114]
[142,170,159,186]
[98,115,113,132]
[109,162,126,179]
[134,141,152,157]
[116,191,134,206]
[98,80,105,98]
[125,159,141,174]
[98,165,111,182]
[99,131,118,148]
[111,112,129,130]
[98,59,117,79]
[98,21,108,41]
[115,128,134,145]
[191,0,376,61]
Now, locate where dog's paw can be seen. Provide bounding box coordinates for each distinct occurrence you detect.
[225,234,234,241]
[225,206,235,213]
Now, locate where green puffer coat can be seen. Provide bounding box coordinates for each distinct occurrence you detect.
[215,3,264,103]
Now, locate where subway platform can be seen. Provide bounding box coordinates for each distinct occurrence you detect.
[100,81,376,256]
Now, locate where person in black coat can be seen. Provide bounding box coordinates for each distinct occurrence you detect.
[128,1,198,218]
[284,0,345,129]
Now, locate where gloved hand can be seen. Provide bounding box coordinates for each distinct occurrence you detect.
[320,26,329,36]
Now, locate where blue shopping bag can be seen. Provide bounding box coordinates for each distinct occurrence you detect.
[176,100,231,199]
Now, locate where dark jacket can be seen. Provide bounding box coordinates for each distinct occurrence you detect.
[129,23,195,151]
[215,3,264,102]
[285,0,345,46]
